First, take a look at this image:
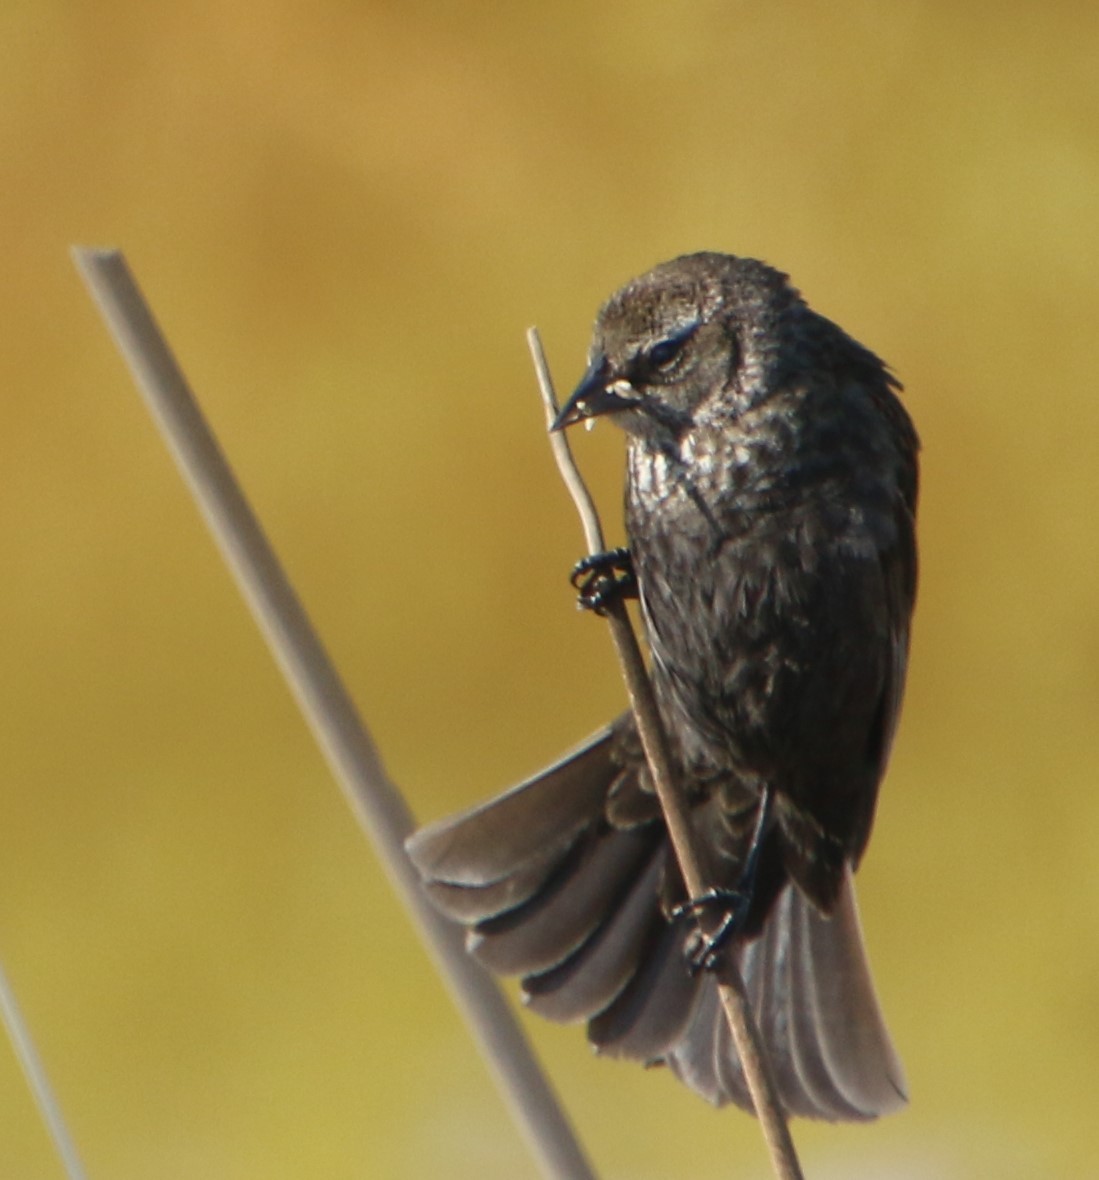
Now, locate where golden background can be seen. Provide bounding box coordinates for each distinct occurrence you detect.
[3,3,1098,1176]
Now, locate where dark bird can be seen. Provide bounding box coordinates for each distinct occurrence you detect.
[407,253,918,1120]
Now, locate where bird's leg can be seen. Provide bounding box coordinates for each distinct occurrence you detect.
[675,786,774,973]
[570,547,637,615]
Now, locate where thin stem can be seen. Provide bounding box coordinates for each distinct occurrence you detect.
[0,959,87,1180]
[71,248,598,1180]
[527,326,804,1180]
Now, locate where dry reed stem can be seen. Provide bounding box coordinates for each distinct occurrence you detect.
[527,326,804,1180]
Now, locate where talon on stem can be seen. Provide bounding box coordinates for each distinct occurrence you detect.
[570,547,637,615]
[675,889,751,975]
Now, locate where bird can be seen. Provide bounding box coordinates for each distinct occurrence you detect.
[406,252,918,1120]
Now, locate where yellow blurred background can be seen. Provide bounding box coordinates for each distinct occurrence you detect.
[2,2,1098,1176]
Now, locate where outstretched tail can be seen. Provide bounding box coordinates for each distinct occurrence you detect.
[405,725,906,1120]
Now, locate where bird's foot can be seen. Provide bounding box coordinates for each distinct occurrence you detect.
[570,547,636,615]
[674,888,751,974]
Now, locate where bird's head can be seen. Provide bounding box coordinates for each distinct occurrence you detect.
[553,252,805,446]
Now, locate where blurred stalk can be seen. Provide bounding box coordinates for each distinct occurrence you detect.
[0,958,87,1179]
[72,248,597,1180]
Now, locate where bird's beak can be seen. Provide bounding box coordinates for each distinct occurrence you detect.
[551,355,640,431]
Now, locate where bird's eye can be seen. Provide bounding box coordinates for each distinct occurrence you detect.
[646,327,695,372]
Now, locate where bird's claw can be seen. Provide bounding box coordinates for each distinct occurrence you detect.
[674,888,750,975]
[570,547,637,615]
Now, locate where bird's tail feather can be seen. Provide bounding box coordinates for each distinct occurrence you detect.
[665,873,907,1118]
[405,726,906,1121]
